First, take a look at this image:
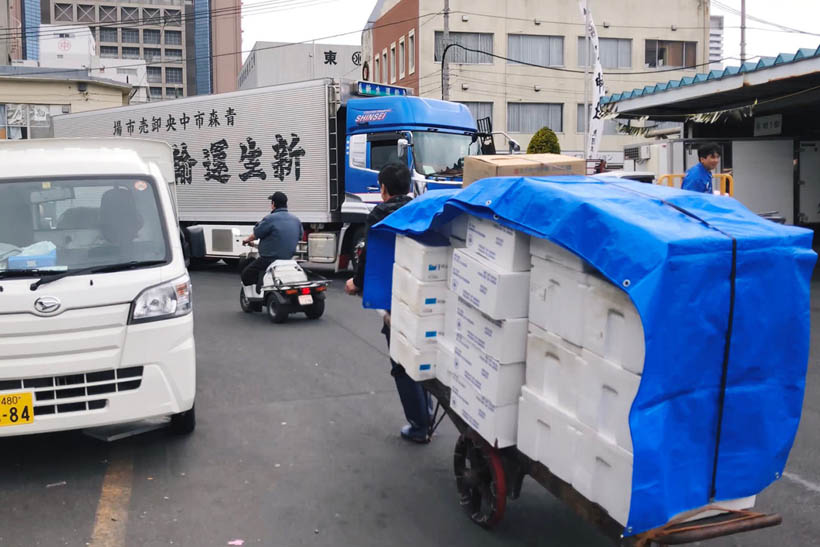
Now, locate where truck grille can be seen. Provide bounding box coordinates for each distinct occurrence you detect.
[0,367,143,416]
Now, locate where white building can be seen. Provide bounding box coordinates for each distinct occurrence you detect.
[364,0,710,163]
[238,41,364,90]
[710,15,724,69]
[33,24,149,103]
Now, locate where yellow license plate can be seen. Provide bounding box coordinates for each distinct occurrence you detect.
[0,392,34,427]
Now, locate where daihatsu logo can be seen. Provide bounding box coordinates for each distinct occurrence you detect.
[33,296,61,315]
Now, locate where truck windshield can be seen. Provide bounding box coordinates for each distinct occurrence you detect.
[413,132,481,177]
[0,177,169,274]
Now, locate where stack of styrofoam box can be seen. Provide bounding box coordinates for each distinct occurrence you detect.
[448,216,530,448]
[389,235,452,382]
[518,235,654,525]
[435,215,468,388]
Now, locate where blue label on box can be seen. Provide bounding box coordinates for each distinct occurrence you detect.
[428,264,439,271]
[419,364,432,371]
[424,297,437,305]
[425,331,437,338]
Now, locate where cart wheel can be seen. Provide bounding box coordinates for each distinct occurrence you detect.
[239,287,262,313]
[266,294,289,323]
[454,433,507,528]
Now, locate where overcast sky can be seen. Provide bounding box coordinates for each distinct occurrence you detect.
[240,0,820,66]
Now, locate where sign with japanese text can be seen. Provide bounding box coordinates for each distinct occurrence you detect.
[579,0,605,160]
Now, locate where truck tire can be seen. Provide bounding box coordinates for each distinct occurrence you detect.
[304,299,325,320]
[170,404,196,435]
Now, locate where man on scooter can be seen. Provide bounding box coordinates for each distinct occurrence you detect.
[241,191,303,292]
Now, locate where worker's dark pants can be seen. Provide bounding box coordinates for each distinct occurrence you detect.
[382,321,431,434]
[240,256,275,291]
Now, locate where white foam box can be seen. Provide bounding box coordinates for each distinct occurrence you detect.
[530,236,597,273]
[442,291,459,344]
[438,214,468,242]
[466,215,531,272]
[528,255,592,346]
[583,275,646,375]
[517,386,587,485]
[437,338,455,387]
[525,324,587,418]
[450,248,530,320]
[392,263,448,316]
[389,327,436,381]
[450,372,518,448]
[576,349,640,453]
[572,427,634,526]
[454,297,528,364]
[390,297,444,348]
[394,235,451,282]
[453,333,525,407]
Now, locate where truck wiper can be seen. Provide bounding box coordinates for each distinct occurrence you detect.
[0,268,48,280]
[30,260,167,291]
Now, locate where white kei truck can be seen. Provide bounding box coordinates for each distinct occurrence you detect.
[0,138,196,437]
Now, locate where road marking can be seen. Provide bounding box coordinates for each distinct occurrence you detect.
[89,447,134,547]
[783,471,820,495]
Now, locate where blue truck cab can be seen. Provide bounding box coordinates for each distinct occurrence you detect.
[343,84,480,203]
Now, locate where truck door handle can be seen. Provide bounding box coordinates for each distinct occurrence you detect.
[367,186,380,191]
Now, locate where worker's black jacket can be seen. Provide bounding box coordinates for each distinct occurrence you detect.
[353,194,412,292]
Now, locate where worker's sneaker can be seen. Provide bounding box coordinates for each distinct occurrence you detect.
[400,424,430,444]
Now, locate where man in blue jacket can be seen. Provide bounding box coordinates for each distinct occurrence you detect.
[682,143,721,193]
[241,191,303,291]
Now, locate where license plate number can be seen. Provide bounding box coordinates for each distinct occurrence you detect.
[0,392,34,427]
[298,294,313,306]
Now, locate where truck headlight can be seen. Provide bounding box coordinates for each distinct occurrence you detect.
[130,275,192,324]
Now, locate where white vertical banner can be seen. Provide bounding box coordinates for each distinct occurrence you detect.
[579,0,605,159]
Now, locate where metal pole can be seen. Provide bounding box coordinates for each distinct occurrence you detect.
[583,0,590,162]
[442,0,450,100]
[740,0,746,63]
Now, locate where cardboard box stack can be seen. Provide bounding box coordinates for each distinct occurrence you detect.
[518,235,649,525]
[448,216,531,448]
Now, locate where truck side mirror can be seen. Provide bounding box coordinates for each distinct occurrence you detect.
[397,138,410,159]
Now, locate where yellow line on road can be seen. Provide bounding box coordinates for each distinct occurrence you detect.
[89,447,134,547]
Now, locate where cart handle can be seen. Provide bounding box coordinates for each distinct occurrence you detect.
[634,506,781,546]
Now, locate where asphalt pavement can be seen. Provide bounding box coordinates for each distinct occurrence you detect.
[1,264,818,547]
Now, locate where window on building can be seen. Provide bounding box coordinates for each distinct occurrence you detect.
[507,102,562,133]
[77,4,95,22]
[399,36,406,79]
[121,7,138,23]
[143,29,161,45]
[121,28,139,44]
[390,43,396,83]
[508,35,563,66]
[578,37,632,68]
[122,47,140,59]
[460,101,493,124]
[382,50,387,82]
[374,57,380,83]
[165,67,183,84]
[576,104,619,135]
[143,8,160,24]
[144,48,161,62]
[100,45,118,58]
[99,27,118,42]
[165,48,183,60]
[645,39,697,68]
[408,30,415,74]
[116,67,137,76]
[164,30,182,45]
[434,31,493,64]
[164,9,181,26]
[147,66,163,83]
[0,104,66,140]
[166,87,182,98]
[99,5,116,22]
[150,87,163,99]
[54,3,73,22]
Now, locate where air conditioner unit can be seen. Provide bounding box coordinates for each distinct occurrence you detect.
[639,145,652,160]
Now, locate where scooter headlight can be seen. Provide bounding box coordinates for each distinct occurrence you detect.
[130,275,192,324]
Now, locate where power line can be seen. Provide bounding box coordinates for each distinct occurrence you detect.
[2,12,438,78]
[711,0,820,37]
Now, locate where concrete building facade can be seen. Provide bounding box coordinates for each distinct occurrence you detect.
[364,0,710,161]
[0,65,129,139]
[238,41,363,90]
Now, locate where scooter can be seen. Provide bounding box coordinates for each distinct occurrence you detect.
[239,242,330,323]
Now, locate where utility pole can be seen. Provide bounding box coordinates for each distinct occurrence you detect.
[740,0,746,63]
[442,0,450,100]
[583,0,590,162]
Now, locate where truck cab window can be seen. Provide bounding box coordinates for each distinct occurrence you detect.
[370,139,400,172]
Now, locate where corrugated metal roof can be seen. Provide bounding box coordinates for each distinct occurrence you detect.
[601,45,820,105]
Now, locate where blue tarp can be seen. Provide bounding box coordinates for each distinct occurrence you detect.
[362,176,817,534]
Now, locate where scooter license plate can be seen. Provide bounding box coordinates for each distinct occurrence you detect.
[298,294,313,306]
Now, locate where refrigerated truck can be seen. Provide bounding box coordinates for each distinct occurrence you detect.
[51,78,481,269]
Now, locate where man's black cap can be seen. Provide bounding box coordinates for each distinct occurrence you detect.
[268,191,288,208]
